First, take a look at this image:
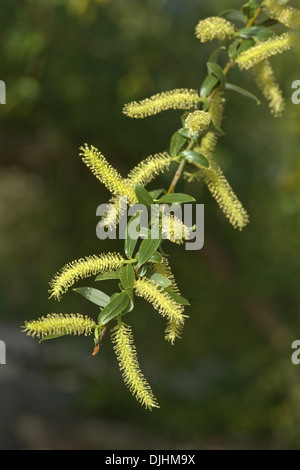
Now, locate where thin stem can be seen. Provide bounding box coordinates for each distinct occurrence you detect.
[166,140,193,194]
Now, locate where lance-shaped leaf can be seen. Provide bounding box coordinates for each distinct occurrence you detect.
[98,292,130,326]
[73,287,111,307]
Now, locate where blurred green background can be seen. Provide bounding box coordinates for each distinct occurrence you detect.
[1,0,300,450]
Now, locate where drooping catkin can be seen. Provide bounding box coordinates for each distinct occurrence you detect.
[263,0,300,29]
[149,258,185,345]
[111,320,159,410]
[199,91,225,161]
[164,320,184,345]
[123,89,201,119]
[199,162,249,230]
[49,252,124,300]
[236,32,296,70]
[195,17,236,42]
[23,314,96,339]
[134,277,186,325]
[252,59,285,116]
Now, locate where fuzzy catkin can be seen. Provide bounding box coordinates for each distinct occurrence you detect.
[236,32,296,70]
[126,152,174,188]
[263,0,300,29]
[134,277,186,325]
[252,59,285,116]
[195,17,235,42]
[23,314,96,339]
[80,144,136,201]
[49,252,124,300]
[199,162,249,230]
[111,321,159,410]
[185,110,211,136]
[123,89,201,118]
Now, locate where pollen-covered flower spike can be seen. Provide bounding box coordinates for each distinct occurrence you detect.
[23,314,97,339]
[235,32,296,70]
[111,320,159,410]
[195,17,236,42]
[49,252,124,300]
[123,89,202,119]
[185,110,211,137]
[165,320,184,345]
[198,162,249,230]
[126,152,174,188]
[161,214,192,244]
[252,60,285,117]
[80,144,135,201]
[263,0,300,29]
[134,277,187,325]
[149,258,184,344]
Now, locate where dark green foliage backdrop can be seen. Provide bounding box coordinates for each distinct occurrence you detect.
[0,0,300,449]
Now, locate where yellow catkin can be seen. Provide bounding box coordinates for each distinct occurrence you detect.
[252,59,285,117]
[199,162,249,230]
[111,320,159,410]
[149,258,184,345]
[149,257,180,293]
[236,32,296,70]
[161,213,192,244]
[195,17,236,42]
[123,89,201,119]
[185,110,211,136]
[49,252,124,300]
[263,0,300,29]
[126,152,174,188]
[80,144,135,200]
[134,277,186,325]
[23,314,96,339]
[164,320,184,345]
[200,91,225,161]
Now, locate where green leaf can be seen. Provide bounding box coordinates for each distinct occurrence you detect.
[228,39,241,60]
[225,83,261,105]
[119,264,135,291]
[157,193,195,204]
[180,150,210,168]
[98,291,130,325]
[178,127,191,139]
[220,9,246,24]
[170,131,187,157]
[258,18,279,27]
[207,62,226,87]
[148,252,163,263]
[148,188,165,199]
[200,74,219,98]
[125,212,141,259]
[237,26,273,41]
[135,183,154,208]
[73,287,111,307]
[39,334,66,343]
[146,270,171,288]
[164,289,190,306]
[237,38,255,55]
[138,232,162,266]
[208,46,226,64]
[95,271,120,281]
